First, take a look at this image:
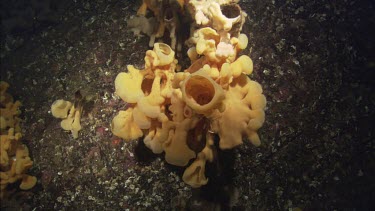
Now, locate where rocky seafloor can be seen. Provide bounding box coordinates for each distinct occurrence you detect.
[1,0,374,210]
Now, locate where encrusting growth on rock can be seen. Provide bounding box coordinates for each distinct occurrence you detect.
[0,81,37,199]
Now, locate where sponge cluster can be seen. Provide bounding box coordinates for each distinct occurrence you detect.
[0,81,37,199]
[113,0,266,187]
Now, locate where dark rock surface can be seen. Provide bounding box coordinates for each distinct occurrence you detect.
[1,0,374,210]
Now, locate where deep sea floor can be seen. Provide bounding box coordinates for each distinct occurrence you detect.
[1,0,374,210]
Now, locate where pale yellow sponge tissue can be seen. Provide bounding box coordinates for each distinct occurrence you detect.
[1,142,37,198]
[14,145,33,175]
[132,106,151,129]
[182,152,208,188]
[51,99,83,139]
[0,81,36,199]
[112,43,177,142]
[180,69,225,116]
[234,33,249,50]
[162,117,198,166]
[168,89,187,122]
[152,43,175,66]
[111,108,143,141]
[0,81,22,133]
[188,27,249,65]
[210,2,240,31]
[19,175,37,190]
[230,55,253,78]
[182,134,214,188]
[211,74,266,149]
[187,0,244,33]
[143,124,164,154]
[51,99,72,118]
[193,27,220,61]
[115,65,145,103]
[0,128,21,168]
[137,70,166,119]
[111,10,266,188]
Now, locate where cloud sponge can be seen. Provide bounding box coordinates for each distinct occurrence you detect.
[0,81,37,199]
[112,1,266,188]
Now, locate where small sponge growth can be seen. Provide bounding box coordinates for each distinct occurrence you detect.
[50,94,83,139]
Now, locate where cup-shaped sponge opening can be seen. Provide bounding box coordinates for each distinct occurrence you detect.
[181,70,225,114]
[185,75,215,106]
[153,43,175,66]
[220,3,241,19]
